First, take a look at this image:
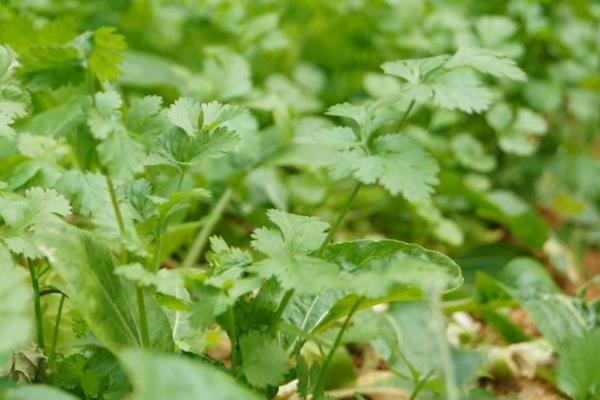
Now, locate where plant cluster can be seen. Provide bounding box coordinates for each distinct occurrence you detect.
[1,1,600,399]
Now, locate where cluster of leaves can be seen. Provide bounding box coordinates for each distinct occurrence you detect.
[1,1,600,399]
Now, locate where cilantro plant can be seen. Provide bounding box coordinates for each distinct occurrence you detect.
[1,1,600,399]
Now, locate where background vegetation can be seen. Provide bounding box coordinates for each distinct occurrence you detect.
[1,0,600,399]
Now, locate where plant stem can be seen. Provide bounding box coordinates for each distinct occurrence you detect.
[409,369,434,400]
[313,297,363,398]
[271,288,295,334]
[397,100,415,127]
[136,286,150,348]
[49,293,66,365]
[317,183,362,255]
[182,187,233,268]
[227,307,239,370]
[153,226,164,273]
[105,174,126,238]
[27,258,45,350]
[105,174,151,348]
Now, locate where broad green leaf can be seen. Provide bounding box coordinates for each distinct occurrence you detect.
[3,385,79,400]
[0,245,32,364]
[557,329,600,400]
[325,239,463,297]
[24,99,86,138]
[239,331,290,388]
[499,257,559,295]
[36,223,173,352]
[312,240,462,332]
[120,350,262,400]
[518,294,587,348]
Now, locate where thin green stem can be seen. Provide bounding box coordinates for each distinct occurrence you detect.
[153,169,185,272]
[227,307,239,371]
[105,174,151,347]
[136,287,150,348]
[182,187,233,268]
[153,226,164,273]
[27,259,45,350]
[49,293,66,365]
[317,183,362,256]
[271,289,295,334]
[409,369,434,400]
[105,174,126,239]
[397,100,415,127]
[313,297,363,398]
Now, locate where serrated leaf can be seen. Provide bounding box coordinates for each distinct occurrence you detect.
[239,331,290,388]
[374,135,439,202]
[86,91,122,140]
[167,98,200,137]
[54,170,108,216]
[318,129,439,202]
[89,27,127,82]
[381,55,448,84]
[445,46,527,82]
[251,210,338,295]
[97,128,146,179]
[431,70,492,114]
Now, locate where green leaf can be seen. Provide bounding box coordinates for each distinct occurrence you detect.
[0,188,71,258]
[89,27,127,82]
[451,133,496,172]
[125,95,166,137]
[444,47,527,81]
[0,245,32,365]
[24,98,85,138]
[373,135,439,202]
[86,91,122,140]
[518,294,587,348]
[239,331,290,388]
[318,127,439,202]
[97,128,146,179]
[499,257,559,295]
[35,223,173,352]
[381,47,525,114]
[557,329,600,400]
[3,385,79,400]
[324,239,463,298]
[54,171,108,216]
[120,350,263,400]
[0,45,29,139]
[251,210,338,295]
[311,240,462,332]
[167,98,200,137]
[431,70,491,114]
